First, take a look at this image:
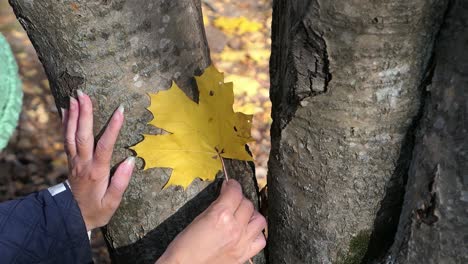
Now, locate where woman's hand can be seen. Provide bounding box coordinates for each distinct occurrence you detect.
[62,90,134,231]
[62,90,266,262]
[157,180,267,264]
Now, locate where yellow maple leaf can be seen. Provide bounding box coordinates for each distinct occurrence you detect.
[131,65,254,189]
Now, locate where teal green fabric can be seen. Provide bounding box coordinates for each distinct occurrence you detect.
[0,33,23,151]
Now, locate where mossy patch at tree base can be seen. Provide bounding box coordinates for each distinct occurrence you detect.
[336,230,371,264]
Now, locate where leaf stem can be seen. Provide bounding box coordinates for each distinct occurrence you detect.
[220,155,229,181]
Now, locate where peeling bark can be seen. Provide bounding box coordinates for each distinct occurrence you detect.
[8,0,263,263]
[268,0,448,263]
[385,1,468,263]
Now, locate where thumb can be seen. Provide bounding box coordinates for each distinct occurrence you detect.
[102,157,135,211]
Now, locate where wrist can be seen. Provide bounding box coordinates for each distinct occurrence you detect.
[73,197,93,231]
[81,214,93,232]
[65,180,93,231]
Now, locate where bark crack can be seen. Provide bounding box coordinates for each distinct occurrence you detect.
[415,166,439,226]
[293,21,331,101]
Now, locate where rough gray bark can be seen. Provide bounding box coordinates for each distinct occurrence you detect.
[385,1,468,263]
[268,0,448,263]
[8,0,263,263]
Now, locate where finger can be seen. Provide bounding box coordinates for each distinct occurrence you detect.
[94,105,125,167]
[102,157,135,211]
[234,198,254,226]
[244,234,267,262]
[76,90,94,161]
[246,211,267,240]
[65,97,79,157]
[216,179,243,212]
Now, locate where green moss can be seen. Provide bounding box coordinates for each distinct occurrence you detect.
[336,230,371,264]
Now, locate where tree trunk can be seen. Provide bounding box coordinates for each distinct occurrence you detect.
[385,0,468,263]
[8,0,263,263]
[268,0,448,263]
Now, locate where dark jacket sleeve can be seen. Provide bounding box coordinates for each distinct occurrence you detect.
[0,182,93,264]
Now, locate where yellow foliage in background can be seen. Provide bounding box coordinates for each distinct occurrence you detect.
[214,16,263,35]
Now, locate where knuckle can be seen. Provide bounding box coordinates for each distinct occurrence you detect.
[216,208,242,241]
[245,199,254,212]
[111,182,125,194]
[70,156,79,167]
[87,165,107,181]
[232,188,243,202]
[64,136,75,146]
[254,213,267,230]
[217,207,233,222]
[258,213,267,226]
[105,192,121,210]
[107,199,120,210]
[69,167,79,179]
[258,236,267,249]
[89,173,102,181]
[214,207,235,228]
[229,180,242,192]
[76,165,93,179]
[227,225,242,247]
[95,140,110,155]
[75,134,90,146]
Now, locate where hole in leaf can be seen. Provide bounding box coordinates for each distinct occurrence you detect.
[209,90,214,96]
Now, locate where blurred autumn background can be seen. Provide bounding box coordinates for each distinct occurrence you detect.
[0,0,272,262]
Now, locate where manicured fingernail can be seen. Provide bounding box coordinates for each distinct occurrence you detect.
[70,96,77,108]
[118,104,125,114]
[77,89,84,97]
[126,156,135,165]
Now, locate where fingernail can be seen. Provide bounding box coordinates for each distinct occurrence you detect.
[118,104,125,114]
[126,156,135,165]
[77,89,84,97]
[70,96,77,108]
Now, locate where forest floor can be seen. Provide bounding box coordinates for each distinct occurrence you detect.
[0,0,272,262]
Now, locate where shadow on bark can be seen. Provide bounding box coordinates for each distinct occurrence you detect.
[361,138,412,263]
[362,57,436,263]
[103,179,223,264]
